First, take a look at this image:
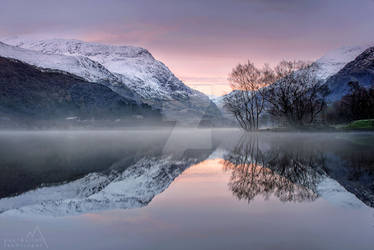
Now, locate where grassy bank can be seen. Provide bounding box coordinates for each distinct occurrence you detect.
[344,119,374,130]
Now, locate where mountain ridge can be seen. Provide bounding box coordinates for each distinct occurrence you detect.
[0,56,160,127]
[324,46,374,102]
[2,37,222,123]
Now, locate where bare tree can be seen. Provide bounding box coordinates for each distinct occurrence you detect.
[264,61,329,127]
[223,61,274,131]
[223,90,251,130]
[224,60,329,130]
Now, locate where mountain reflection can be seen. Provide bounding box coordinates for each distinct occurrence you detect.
[0,155,200,216]
[0,130,217,216]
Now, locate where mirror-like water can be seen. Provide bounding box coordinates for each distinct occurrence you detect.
[0,129,373,250]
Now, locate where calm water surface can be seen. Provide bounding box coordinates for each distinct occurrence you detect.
[0,129,373,250]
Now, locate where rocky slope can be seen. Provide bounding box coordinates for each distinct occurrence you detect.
[0,56,159,127]
[0,41,139,102]
[3,38,222,123]
[324,46,374,102]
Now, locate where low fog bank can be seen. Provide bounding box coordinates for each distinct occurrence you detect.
[0,117,170,130]
[0,115,239,130]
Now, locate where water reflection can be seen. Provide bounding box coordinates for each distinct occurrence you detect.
[223,133,374,208]
[0,130,374,217]
[223,135,325,203]
[0,130,217,216]
[0,156,201,216]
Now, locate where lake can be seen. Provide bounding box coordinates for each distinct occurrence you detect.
[0,129,373,250]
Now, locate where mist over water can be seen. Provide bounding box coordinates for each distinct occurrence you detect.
[0,128,374,249]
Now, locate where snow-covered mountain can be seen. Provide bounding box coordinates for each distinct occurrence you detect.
[324,46,374,102]
[0,41,116,83]
[310,43,374,81]
[209,93,237,122]
[0,56,160,127]
[209,95,226,111]
[0,41,139,102]
[216,42,374,119]
[2,37,222,123]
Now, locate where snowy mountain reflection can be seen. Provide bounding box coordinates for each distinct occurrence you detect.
[0,130,217,216]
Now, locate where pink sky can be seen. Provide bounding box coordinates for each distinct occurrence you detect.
[1,0,374,96]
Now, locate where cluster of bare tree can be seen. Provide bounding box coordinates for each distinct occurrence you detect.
[223,62,275,130]
[224,60,329,130]
[327,81,374,123]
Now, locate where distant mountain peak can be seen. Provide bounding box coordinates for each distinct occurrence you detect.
[311,42,374,81]
[7,38,154,60]
[0,40,118,83]
[324,45,374,102]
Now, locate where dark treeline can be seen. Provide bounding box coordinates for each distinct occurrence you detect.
[327,81,374,123]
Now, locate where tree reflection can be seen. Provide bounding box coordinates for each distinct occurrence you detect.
[223,135,326,203]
